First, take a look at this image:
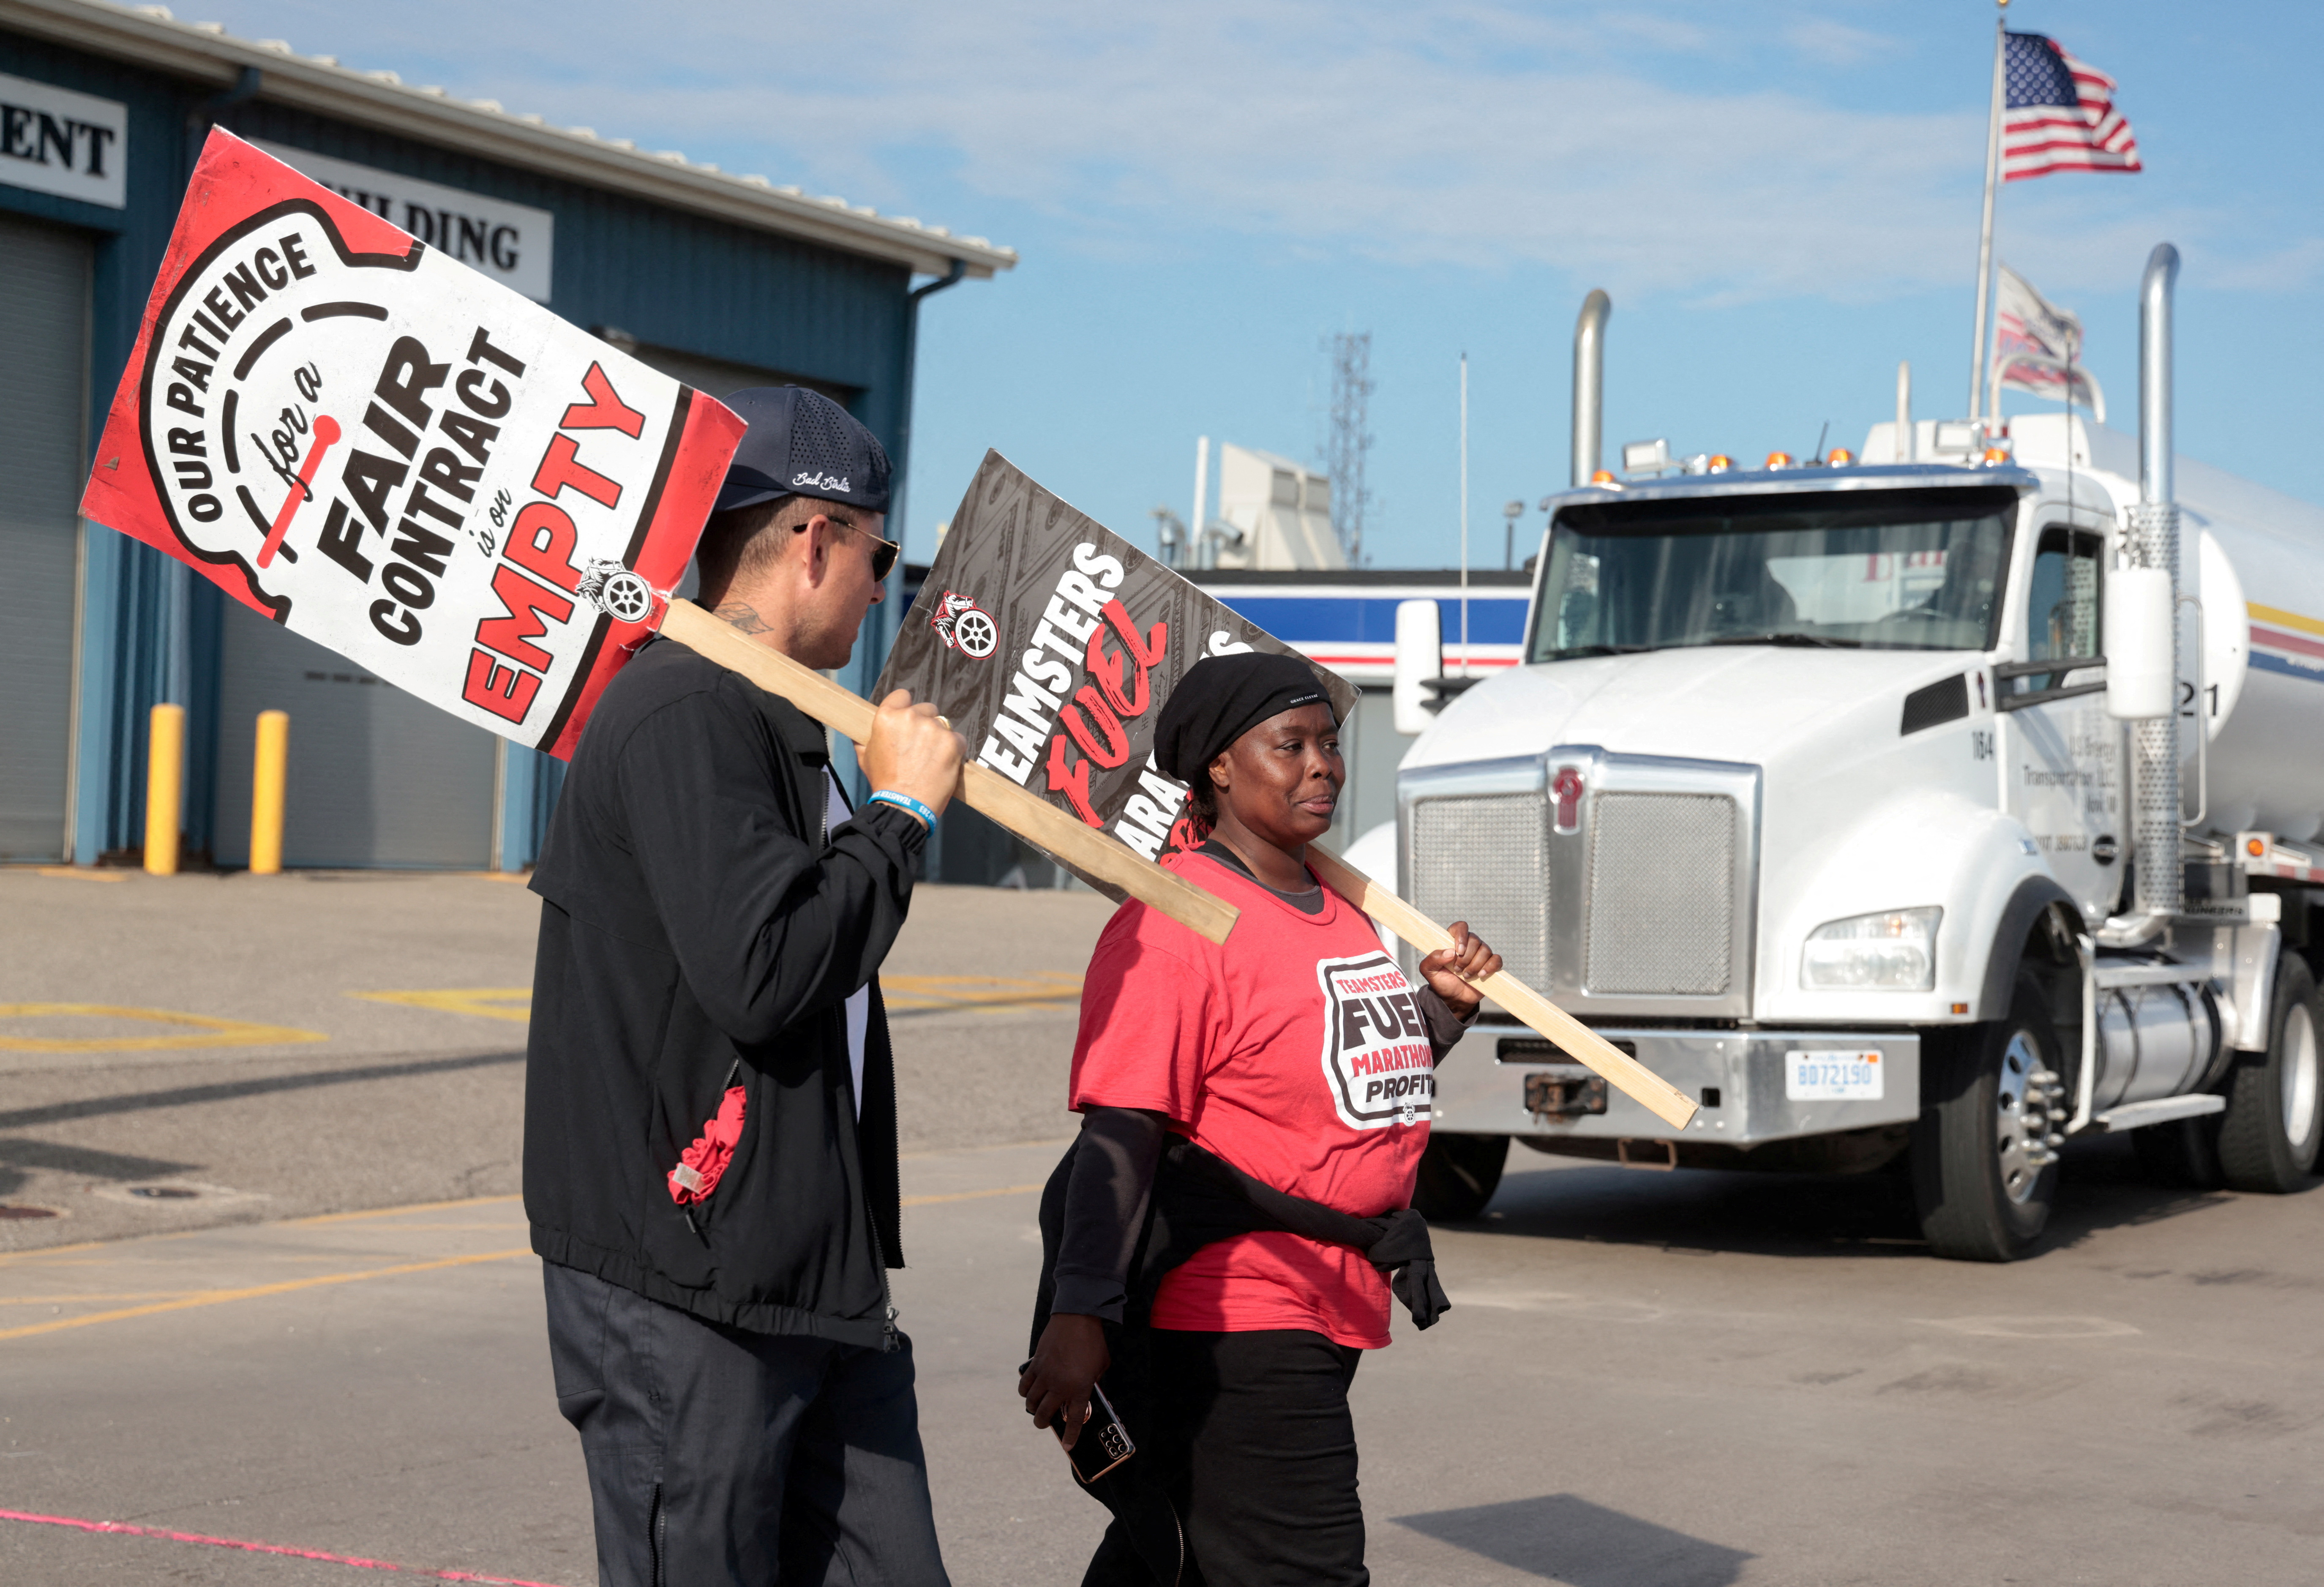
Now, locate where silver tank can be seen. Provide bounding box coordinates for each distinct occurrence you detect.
[2091,982,2220,1111]
[2005,414,2324,845]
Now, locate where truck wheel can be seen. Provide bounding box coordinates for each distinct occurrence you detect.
[1412,1133,1509,1221]
[2217,954,2323,1193]
[1912,976,2062,1261]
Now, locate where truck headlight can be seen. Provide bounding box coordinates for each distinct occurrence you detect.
[1801,907,1941,991]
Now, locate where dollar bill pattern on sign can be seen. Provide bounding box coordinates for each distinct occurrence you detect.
[876,451,1356,894]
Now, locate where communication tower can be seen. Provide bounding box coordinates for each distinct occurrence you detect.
[1323,331,1375,566]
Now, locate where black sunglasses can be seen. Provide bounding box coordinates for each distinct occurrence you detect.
[805,513,899,581]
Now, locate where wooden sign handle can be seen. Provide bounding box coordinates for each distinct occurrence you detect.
[1306,842,1699,1131]
[655,600,1690,1127]
[656,600,1240,946]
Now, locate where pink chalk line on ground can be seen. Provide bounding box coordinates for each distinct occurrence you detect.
[0,1506,570,1586]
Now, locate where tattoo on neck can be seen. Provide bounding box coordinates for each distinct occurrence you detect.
[714,600,772,635]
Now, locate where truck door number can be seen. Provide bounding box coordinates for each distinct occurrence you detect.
[2179,680,2220,719]
[1971,729,1994,762]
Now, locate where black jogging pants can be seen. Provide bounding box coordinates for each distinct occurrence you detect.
[1087,1327,1367,1587]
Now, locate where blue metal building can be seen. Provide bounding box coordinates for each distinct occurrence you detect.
[0,0,1011,870]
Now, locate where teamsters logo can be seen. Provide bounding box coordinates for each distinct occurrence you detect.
[928,589,998,658]
[1315,952,1436,1130]
[135,197,682,739]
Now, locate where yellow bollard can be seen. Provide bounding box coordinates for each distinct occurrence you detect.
[143,703,184,876]
[250,710,289,875]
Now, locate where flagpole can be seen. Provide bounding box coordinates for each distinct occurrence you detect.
[1458,351,1470,678]
[1967,0,2008,422]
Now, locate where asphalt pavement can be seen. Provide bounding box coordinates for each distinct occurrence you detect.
[4,865,2322,1585]
[0,867,1102,1248]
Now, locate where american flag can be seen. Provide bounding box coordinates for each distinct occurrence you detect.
[2003,31,2141,181]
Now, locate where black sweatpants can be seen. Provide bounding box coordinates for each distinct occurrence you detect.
[543,1261,950,1587]
[1088,1328,1367,1587]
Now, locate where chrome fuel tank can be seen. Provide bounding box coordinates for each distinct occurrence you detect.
[2092,981,2220,1111]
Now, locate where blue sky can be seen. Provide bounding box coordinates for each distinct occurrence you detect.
[191,1,2324,568]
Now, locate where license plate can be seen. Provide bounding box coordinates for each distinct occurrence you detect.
[1785,1049,1883,1101]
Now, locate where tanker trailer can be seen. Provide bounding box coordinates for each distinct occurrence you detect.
[1376,247,2324,1259]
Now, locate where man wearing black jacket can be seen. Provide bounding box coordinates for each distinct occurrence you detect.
[526,386,965,1587]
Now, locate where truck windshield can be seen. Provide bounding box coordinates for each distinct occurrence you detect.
[1530,486,2016,661]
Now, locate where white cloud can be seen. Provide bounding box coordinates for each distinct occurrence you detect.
[207,0,2318,305]
[1784,18,1897,68]
[352,0,1978,300]
[2204,236,2324,292]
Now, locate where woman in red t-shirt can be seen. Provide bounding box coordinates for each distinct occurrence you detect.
[1020,651,1500,1587]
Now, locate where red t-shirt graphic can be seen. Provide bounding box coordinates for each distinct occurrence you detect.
[1069,850,1435,1348]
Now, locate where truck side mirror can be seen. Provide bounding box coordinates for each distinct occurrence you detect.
[1393,599,1443,735]
[2104,565,2174,720]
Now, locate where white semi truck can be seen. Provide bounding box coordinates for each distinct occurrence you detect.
[1368,248,2324,1259]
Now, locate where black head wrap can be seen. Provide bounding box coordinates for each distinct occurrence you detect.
[1153,652,1334,785]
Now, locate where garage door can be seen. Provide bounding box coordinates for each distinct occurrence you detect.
[0,215,91,861]
[212,606,498,869]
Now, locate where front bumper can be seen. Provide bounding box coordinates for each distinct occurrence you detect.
[1432,1023,1923,1146]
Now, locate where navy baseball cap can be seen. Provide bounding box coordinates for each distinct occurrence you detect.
[713,386,893,516]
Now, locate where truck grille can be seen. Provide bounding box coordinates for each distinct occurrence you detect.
[1584,793,1736,995]
[1409,793,1550,990]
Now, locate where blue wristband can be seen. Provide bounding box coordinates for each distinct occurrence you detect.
[866,789,937,830]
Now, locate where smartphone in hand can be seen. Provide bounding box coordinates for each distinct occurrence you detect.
[1064,1380,1135,1483]
[1023,1360,1135,1483]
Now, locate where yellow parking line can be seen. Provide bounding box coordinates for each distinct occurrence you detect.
[900,1183,1043,1207]
[33,866,126,883]
[295,1184,1032,1217]
[885,999,1082,1012]
[348,989,531,1022]
[0,1231,228,1267]
[0,1004,326,1054]
[0,1248,532,1343]
[883,974,1084,1012]
[0,1239,115,1267]
[265,1224,525,1237]
[901,1135,1072,1162]
[290,1193,522,1226]
[0,1292,203,1305]
[351,981,1084,1018]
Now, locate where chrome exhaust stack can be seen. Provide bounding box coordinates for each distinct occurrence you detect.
[2127,243,2184,925]
[1571,289,1610,487]
[2095,244,2184,948]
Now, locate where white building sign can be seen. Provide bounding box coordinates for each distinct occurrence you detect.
[0,71,127,208]
[252,140,555,302]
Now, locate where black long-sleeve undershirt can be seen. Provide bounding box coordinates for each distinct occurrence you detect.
[1050,1107,1170,1322]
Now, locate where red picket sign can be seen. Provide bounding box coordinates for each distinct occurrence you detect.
[79,129,745,758]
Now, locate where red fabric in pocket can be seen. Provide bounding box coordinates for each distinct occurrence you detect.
[667,1084,747,1205]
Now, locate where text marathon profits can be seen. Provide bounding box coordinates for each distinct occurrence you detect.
[1318,955,1437,1130]
[971,543,1191,858]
